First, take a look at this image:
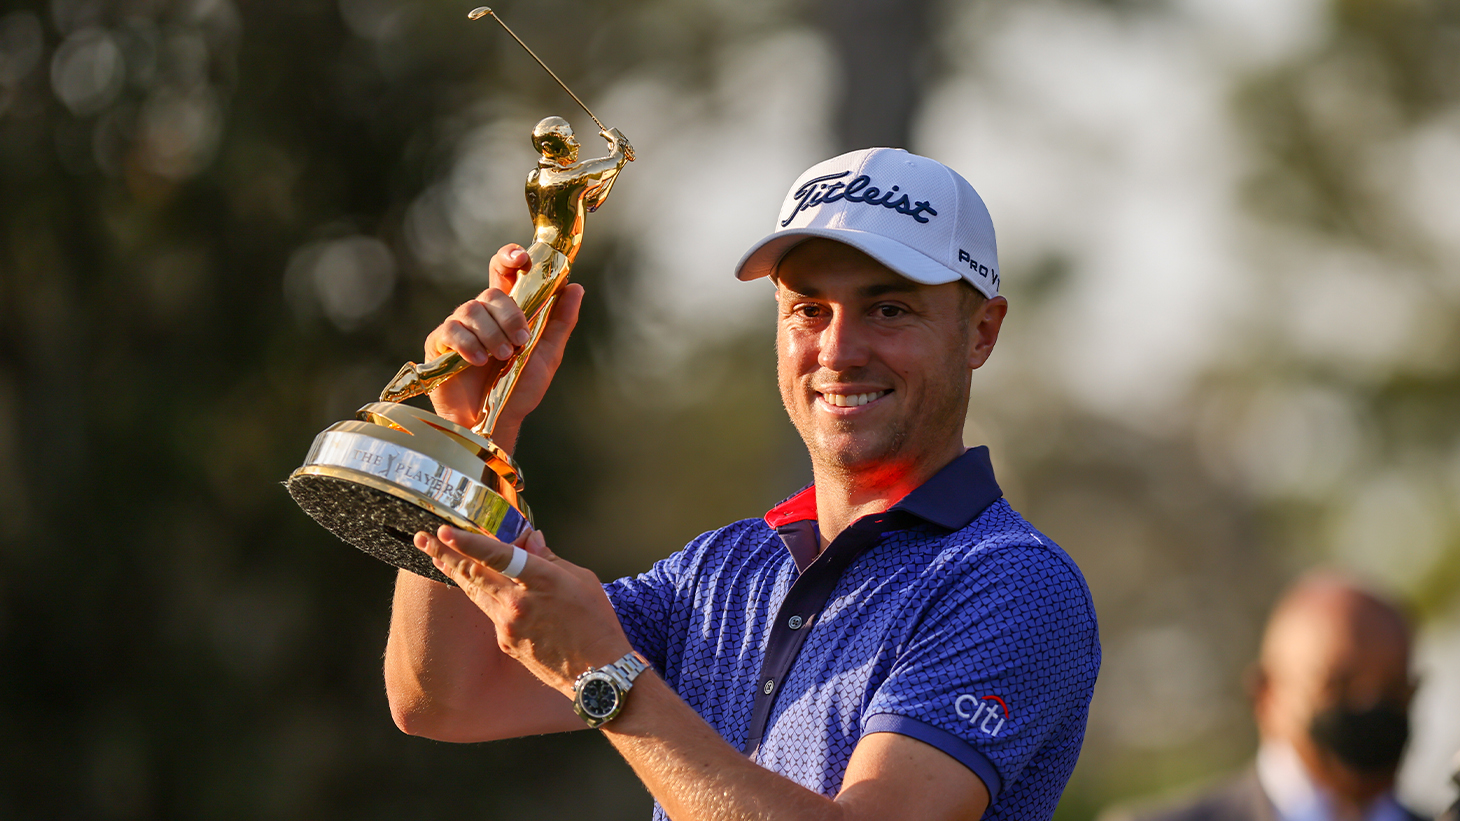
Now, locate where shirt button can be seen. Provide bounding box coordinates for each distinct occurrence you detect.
[788,615,803,630]
[763,679,775,695]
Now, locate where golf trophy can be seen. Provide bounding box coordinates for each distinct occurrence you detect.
[287,8,633,584]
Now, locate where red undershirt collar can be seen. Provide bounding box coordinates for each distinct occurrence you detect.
[762,447,1003,532]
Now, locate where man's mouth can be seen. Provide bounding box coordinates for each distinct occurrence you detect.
[817,390,890,408]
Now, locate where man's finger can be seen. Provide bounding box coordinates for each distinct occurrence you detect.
[524,529,558,561]
[413,529,463,582]
[435,316,491,366]
[488,244,530,293]
[434,525,532,582]
[479,289,532,350]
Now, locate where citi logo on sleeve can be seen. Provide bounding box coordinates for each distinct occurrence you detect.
[780,171,939,227]
[955,693,1010,737]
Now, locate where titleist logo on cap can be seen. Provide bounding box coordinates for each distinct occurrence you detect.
[781,171,939,227]
[736,148,1001,299]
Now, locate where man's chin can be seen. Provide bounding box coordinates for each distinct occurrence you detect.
[808,437,899,474]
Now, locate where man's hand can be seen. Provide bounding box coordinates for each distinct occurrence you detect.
[413,525,633,697]
[423,244,584,445]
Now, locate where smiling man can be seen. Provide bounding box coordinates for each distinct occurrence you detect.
[385,148,1100,821]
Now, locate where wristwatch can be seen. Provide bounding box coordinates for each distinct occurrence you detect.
[572,651,650,729]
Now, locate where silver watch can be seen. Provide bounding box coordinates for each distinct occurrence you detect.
[572,651,649,729]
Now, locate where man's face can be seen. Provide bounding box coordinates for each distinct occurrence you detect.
[1254,591,1415,802]
[773,239,1004,481]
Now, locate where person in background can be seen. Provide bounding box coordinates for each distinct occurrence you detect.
[1101,571,1424,821]
[1436,753,1458,821]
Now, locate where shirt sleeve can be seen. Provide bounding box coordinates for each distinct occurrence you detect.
[860,543,1100,802]
[602,535,707,674]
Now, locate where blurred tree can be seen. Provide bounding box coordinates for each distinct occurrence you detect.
[6,0,1456,818]
[1034,0,1460,815]
[1223,0,1460,616]
[813,0,935,152]
[903,0,1460,817]
[0,0,794,817]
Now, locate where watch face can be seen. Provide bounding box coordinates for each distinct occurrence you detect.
[580,677,620,719]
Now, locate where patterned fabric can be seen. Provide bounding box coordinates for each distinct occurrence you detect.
[604,448,1100,821]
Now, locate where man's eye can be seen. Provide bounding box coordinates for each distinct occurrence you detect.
[875,304,905,318]
[796,305,824,318]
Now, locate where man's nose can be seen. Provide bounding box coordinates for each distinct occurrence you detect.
[818,311,871,371]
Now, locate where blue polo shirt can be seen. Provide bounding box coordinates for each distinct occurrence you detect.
[604,447,1100,821]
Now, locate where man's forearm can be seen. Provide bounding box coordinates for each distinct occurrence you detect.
[601,673,851,821]
[384,569,579,741]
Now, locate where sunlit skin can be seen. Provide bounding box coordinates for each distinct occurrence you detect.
[423,244,583,441]
[773,238,1007,546]
[1250,574,1415,819]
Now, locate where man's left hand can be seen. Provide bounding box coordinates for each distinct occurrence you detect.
[413,525,634,698]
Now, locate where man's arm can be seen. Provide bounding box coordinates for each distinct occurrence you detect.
[607,673,990,821]
[382,244,588,741]
[414,525,992,821]
[384,570,582,740]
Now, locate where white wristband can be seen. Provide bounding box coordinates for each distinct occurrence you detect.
[500,545,528,579]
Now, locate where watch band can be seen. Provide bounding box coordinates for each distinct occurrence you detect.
[572,651,651,729]
[601,651,650,690]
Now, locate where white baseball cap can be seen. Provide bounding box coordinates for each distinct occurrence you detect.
[734,147,1000,298]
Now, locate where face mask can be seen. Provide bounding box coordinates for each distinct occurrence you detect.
[1308,701,1410,774]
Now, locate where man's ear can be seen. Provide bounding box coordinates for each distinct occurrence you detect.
[1399,674,1419,709]
[968,296,1008,370]
[1246,661,1276,736]
[1244,661,1267,702]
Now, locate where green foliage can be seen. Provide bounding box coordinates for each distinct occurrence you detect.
[4,0,1459,817]
[0,1,789,816]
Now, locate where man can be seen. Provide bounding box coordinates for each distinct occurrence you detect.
[385,148,1100,821]
[1100,572,1422,821]
[1442,757,1459,821]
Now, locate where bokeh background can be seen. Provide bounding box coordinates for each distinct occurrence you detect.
[2,0,1459,818]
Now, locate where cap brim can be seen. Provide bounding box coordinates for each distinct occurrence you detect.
[734,227,963,287]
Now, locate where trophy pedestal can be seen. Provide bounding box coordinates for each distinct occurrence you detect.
[287,402,531,585]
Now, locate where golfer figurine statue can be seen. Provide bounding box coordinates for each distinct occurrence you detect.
[286,8,634,584]
[379,117,633,435]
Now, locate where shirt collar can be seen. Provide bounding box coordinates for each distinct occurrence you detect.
[1256,739,1409,821]
[763,446,1003,532]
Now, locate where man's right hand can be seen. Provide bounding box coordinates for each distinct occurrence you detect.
[423,244,584,449]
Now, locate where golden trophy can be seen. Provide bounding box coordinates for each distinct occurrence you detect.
[287,8,633,584]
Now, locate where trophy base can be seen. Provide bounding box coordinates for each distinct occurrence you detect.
[288,472,464,585]
[287,402,532,584]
